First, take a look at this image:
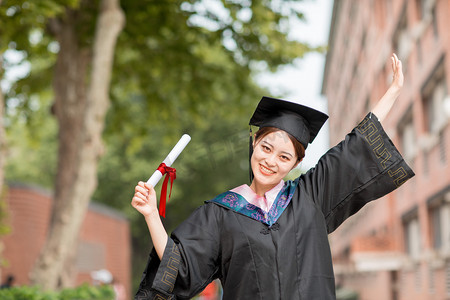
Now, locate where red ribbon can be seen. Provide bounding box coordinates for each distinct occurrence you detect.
[156,163,176,218]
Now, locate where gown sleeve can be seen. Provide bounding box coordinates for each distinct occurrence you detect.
[135,203,221,300]
[302,113,415,233]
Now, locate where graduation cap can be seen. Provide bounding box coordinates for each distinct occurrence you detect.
[248,96,328,181]
[249,96,328,149]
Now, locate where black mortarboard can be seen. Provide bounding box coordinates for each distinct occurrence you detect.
[249,96,328,149]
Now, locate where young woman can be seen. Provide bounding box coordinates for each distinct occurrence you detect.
[132,54,414,299]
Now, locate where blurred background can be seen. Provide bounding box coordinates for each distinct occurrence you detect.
[0,0,449,300]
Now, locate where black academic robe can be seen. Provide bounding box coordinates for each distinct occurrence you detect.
[135,113,415,300]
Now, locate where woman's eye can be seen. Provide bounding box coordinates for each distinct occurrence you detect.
[280,155,290,161]
[262,145,270,152]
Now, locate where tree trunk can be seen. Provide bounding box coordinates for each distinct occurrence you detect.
[0,39,6,283]
[0,50,6,198]
[30,0,124,290]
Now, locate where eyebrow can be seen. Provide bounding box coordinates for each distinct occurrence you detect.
[261,140,273,148]
[280,151,294,158]
[261,140,294,158]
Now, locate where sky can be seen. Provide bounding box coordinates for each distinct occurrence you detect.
[255,0,333,170]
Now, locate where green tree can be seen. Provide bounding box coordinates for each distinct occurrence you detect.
[0,31,5,201]
[2,0,125,289]
[1,0,317,291]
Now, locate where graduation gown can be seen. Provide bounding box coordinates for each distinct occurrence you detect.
[135,113,415,300]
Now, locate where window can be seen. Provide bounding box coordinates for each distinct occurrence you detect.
[373,0,386,30]
[428,193,450,254]
[403,213,422,260]
[439,131,446,164]
[398,108,416,166]
[416,37,422,65]
[364,96,370,113]
[392,8,409,60]
[446,262,450,297]
[414,0,438,39]
[431,6,438,39]
[422,64,448,134]
[423,150,429,176]
[415,0,425,20]
[429,265,436,294]
[430,205,444,249]
[349,1,358,25]
[76,241,105,272]
[386,0,393,17]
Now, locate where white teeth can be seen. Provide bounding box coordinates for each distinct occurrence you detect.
[260,165,275,174]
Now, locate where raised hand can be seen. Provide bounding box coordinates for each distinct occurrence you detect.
[372,53,404,123]
[391,53,403,90]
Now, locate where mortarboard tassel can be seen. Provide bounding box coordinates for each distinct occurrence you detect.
[249,126,254,183]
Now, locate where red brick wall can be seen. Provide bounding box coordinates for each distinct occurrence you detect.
[77,202,131,293]
[1,184,52,286]
[0,183,131,297]
[323,0,450,299]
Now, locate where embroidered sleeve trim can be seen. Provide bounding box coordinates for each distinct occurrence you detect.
[152,238,181,295]
[356,113,415,187]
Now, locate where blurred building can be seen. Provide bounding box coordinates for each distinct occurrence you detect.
[0,183,131,297]
[322,0,450,299]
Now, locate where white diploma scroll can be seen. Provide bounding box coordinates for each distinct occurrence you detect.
[146,134,191,187]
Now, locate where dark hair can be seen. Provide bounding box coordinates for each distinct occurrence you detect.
[254,127,305,161]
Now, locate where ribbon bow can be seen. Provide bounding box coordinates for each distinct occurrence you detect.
[156,163,177,217]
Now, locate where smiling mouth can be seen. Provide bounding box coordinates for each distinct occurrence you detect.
[260,164,276,175]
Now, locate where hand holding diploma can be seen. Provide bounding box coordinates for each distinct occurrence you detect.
[132,181,158,217]
[132,182,168,259]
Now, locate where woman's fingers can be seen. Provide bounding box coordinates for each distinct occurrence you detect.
[144,182,154,192]
[132,191,152,203]
[136,181,147,190]
[135,185,149,196]
[390,53,403,89]
[132,181,157,207]
[135,181,155,193]
[134,191,147,200]
[131,181,159,217]
[392,53,399,71]
[131,196,146,208]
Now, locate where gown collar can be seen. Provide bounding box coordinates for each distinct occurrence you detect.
[230,180,284,213]
[208,179,299,226]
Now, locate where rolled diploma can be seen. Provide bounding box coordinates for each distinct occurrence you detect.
[146,134,191,187]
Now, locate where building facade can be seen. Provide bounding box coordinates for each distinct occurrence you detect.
[0,183,131,298]
[322,0,450,299]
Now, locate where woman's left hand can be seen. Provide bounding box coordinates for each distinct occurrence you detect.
[390,53,403,91]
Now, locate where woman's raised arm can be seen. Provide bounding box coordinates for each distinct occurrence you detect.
[372,53,404,123]
[131,181,168,260]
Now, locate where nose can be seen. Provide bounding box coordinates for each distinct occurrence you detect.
[265,154,277,166]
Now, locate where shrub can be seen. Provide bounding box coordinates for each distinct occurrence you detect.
[0,284,115,300]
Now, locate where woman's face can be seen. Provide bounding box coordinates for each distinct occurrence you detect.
[251,130,300,189]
